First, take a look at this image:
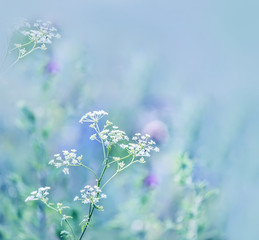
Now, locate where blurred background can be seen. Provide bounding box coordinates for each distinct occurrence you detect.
[1,0,259,239]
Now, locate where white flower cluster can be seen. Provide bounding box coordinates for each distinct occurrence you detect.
[79,110,108,123]
[74,185,106,209]
[25,186,51,202]
[49,149,82,175]
[120,133,159,157]
[11,20,61,60]
[21,20,61,45]
[98,125,129,148]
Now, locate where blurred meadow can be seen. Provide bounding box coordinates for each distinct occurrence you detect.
[1,0,259,239]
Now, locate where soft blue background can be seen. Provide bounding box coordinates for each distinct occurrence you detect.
[1,1,259,239]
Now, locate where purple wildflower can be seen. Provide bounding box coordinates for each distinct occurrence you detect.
[45,60,60,74]
[144,173,159,187]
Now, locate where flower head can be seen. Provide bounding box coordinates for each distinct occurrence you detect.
[45,60,60,74]
[74,185,107,210]
[12,20,61,60]
[25,186,51,203]
[120,133,159,158]
[144,173,159,187]
[20,20,61,45]
[49,149,82,174]
[79,110,108,124]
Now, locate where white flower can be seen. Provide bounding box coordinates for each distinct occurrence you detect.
[90,133,97,140]
[79,110,108,123]
[74,185,107,210]
[123,133,159,159]
[62,168,69,175]
[14,43,22,48]
[120,144,127,149]
[25,196,36,202]
[40,44,47,50]
[19,48,26,55]
[118,161,125,168]
[154,147,159,152]
[20,20,61,45]
[100,193,107,199]
[49,159,55,165]
[49,149,82,174]
[99,127,129,148]
[25,186,51,202]
[12,20,61,57]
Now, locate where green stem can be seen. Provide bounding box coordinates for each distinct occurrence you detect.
[108,154,132,165]
[79,206,95,240]
[77,124,109,239]
[18,40,37,58]
[95,123,106,161]
[64,219,76,240]
[44,202,76,240]
[101,171,118,190]
[101,156,136,190]
[0,38,11,72]
[8,41,37,69]
[79,163,99,180]
[9,39,34,52]
[99,148,111,184]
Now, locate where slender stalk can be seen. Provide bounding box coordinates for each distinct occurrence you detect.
[18,41,37,58]
[101,171,118,190]
[79,133,110,239]
[9,39,34,52]
[95,123,106,161]
[8,57,20,69]
[0,37,11,72]
[108,154,132,165]
[79,206,95,240]
[45,202,76,240]
[8,41,37,69]
[99,148,111,184]
[64,219,76,240]
[79,163,99,180]
[101,156,136,190]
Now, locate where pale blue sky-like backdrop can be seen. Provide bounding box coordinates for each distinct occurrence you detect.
[1,1,259,239]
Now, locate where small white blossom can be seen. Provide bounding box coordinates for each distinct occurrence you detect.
[40,44,47,50]
[74,185,106,210]
[12,19,61,60]
[121,133,159,159]
[100,193,107,199]
[120,144,127,149]
[90,133,97,141]
[99,127,129,148]
[139,157,145,163]
[19,48,26,55]
[154,147,159,152]
[118,161,125,168]
[25,186,51,202]
[62,168,69,175]
[79,110,108,123]
[20,20,61,45]
[14,43,22,48]
[49,149,82,174]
